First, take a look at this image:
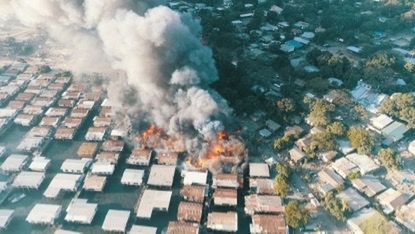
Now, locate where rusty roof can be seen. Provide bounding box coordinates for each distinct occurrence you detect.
[181,185,206,203]
[167,221,199,234]
[177,202,203,223]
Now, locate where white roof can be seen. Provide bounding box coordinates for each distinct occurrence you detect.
[370,114,393,130]
[0,209,13,228]
[12,171,45,189]
[16,136,44,152]
[129,225,157,234]
[65,198,97,224]
[0,108,17,118]
[249,163,270,178]
[102,209,130,232]
[54,229,82,234]
[121,169,144,186]
[61,158,91,173]
[147,165,175,187]
[182,170,208,186]
[137,189,172,219]
[29,157,51,171]
[382,121,409,142]
[346,153,380,175]
[1,154,28,172]
[91,162,115,175]
[44,173,82,198]
[26,204,61,225]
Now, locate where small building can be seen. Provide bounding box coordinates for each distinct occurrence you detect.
[212,174,239,189]
[182,170,208,186]
[319,151,338,162]
[77,143,98,158]
[336,188,370,212]
[352,175,386,198]
[318,168,345,189]
[265,120,281,132]
[177,201,203,223]
[17,136,47,153]
[156,152,178,165]
[381,121,409,144]
[54,229,81,234]
[396,199,415,232]
[70,107,89,118]
[207,211,238,232]
[61,159,92,174]
[249,178,275,195]
[61,117,82,129]
[91,161,115,175]
[121,169,144,186]
[369,114,393,133]
[82,174,107,192]
[147,164,176,188]
[39,117,60,128]
[65,198,97,224]
[93,116,112,127]
[245,195,284,215]
[345,153,380,175]
[136,189,172,219]
[338,140,355,155]
[250,214,286,234]
[85,127,107,141]
[331,157,359,179]
[249,163,270,178]
[96,152,120,164]
[129,225,157,234]
[181,185,206,203]
[288,147,306,164]
[347,208,400,234]
[167,222,199,234]
[409,140,415,156]
[26,204,61,225]
[127,149,152,166]
[102,209,130,233]
[45,107,67,118]
[1,154,28,173]
[43,173,83,198]
[12,171,45,189]
[14,114,36,126]
[258,128,272,138]
[0,209,14,230]
[213,188,238,207]
[376,188,413,215]
[101,139,124,152]
[54,127,76,140]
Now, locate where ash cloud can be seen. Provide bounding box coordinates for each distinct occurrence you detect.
[2,0,232,140]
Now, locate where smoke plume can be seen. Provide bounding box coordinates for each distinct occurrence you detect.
[1,0,232,142]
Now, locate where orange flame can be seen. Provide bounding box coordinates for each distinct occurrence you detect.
[217,131,228,141]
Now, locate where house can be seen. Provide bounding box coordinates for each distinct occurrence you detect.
[207,212,238,232]
[64,198,97,224]
[319,151,338,162]
[181,185,206,203]
[43,173,83,198]
[259,128,272,138]
[265,120,281,132]
[156,152,178,165]
[61,117,83,129]
[347,208,400,234]
[318,168,345,189]
[54,127,76,140]
[45,107,67,118]
[1,154,28,173]
[96,152,119,164]
[167,222,199,234]
[39,117,60,128]
[249,163,270,178]
[26,204,61,225]
[336,188,370,212]
[127,149,152,166]
[245,195,284,215]
[213,188,238,207]
[381,121,409,144]
[345,153,380,175]
[136,189,172,219]
[148,165,175,188]
[352,175,387,198]
[60,159,92,174]
[338,140,355,155]
[369,114,393,134]
[177,201,203,223]
[396,200,415,232]
[77,143,98,158]
[331,157,359,178]
[0,209,14,230]
[408,140,415,155]
[386,170,415,193]
[376,188,413,214]
[212,174,239,189]
[14,114,36,126]
[85,127,107,141]
[82,174,107,192]
[17,136,47,154]
[347,46,362,54]
[91,161,115,175]
[288,147,306,164]
[101,139,124,152]
[249,178,275,195]
[12,171,45,189]
[129,225,157,234]
[29,157,51,172]
[182,170,208,186]
[102,210,130,233]
[121,169,144,186]
[250,214,286,234]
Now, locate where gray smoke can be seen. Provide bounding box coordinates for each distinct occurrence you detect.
[1,0,232,141]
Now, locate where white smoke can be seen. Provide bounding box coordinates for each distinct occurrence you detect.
[2,0,232,140]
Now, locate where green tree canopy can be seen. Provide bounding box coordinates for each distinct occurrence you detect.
[285,201,310,229]
[347,127,374,154]
[378,148,401,170]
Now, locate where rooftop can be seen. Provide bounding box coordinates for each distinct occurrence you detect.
[121,169,144,186]
[136,189,172,219]
[129,225,157,234]
[156,152,178,165]
[181,185,206,203]
[376,188,413,214]
[102,209,130,232]
[1,154,28,172]
[61,158,92,173]
[147,164,176,187]
[177,201,203,223]
[249,178,275,195]
[101,139,124,152]
[12,171,45,189]
[352,175,387,197]
[96,152,119,164]
[213,188,238,206]
[77,142,98,158]
[91,161,115,175]
[245,195,284,215]
[82,174,107,192]
[26,204,61,225]
[54,127,76,140]
[336,187,370,212]
[249,163,270,178]
[0,209,14,229]
[346,153,380,175]
[250,214,286,234]
[65,198,97,224]
[331,157,359,178]
[167,222,199,234]
[396,199,415,232]
[182,170,208,186]
[207,211,238,232]
[127,149,152,166]
[212,174,239,189]
[44,173,82,198]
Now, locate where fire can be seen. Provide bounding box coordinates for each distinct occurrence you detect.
[142,124,161,141]
[217,131,228,141]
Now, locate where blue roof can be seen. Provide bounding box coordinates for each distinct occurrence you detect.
[285,40,303,49]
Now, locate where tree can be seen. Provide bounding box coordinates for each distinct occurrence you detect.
[276,162,290,178]
[277,98,296,113]
[378,148,401,170]
[326,122,346,137]
[380,93,415,128]
[307,99,335,127]
[323,193,351,221]
[347,171,361,180]
[273,135,293,151]
[274,175,289,197]
[285,201,310,229]
[361,213,398,234]
[347,127,374,154]
[312,132,337,151]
